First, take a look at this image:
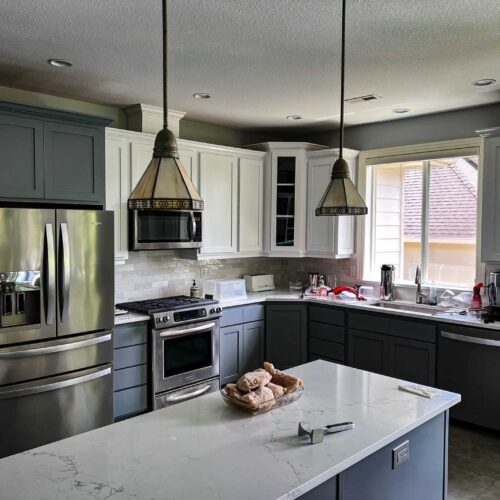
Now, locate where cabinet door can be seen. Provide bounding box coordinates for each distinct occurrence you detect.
[178,146,200,191]
[44,122,104,203]
[130,139,154,190]
[306,155,335,254]
[266,305,307,370]
[199,151,237,254]
[238,157,263,254]
[242,320,265,373]
[481,136,500,262]
[105,134,130,262]
[348,329,389,375]
[220,324,243,385]
[388,337,436,386]
[0,114,44,199]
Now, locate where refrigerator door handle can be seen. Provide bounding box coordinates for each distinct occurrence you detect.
[44,223,56,325]
[0,365,111,400]
[59,222,71,323]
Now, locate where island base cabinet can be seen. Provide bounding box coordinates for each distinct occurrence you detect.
[300,413,447,500]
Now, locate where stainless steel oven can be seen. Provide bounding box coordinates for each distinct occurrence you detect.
[129,209,202,250]
[154,319,219,399]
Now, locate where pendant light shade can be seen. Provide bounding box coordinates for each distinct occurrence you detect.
[128,0,204,211]
[315,0,367,217]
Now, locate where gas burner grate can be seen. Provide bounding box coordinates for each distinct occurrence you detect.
[116,295,217,315]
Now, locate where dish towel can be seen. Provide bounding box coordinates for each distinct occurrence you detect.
[398,383,439,399]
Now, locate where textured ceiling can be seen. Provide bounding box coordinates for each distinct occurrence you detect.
[0,0,500,134]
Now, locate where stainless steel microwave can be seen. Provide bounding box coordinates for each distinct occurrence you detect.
[129,209,202,250]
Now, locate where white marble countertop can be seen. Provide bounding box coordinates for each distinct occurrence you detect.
[114,311,150,326]
[0,361,460,500]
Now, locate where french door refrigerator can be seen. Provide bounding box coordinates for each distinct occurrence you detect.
[0,208,114,458]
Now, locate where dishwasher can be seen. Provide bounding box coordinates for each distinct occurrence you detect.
[438,323,500,431]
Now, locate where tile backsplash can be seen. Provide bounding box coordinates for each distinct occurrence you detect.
[115,251,357,303]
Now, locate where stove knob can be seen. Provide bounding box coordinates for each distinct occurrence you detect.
[210,308,215,314]
[163,316,168,322]
[216,307,222,313]
[156,317,161,323]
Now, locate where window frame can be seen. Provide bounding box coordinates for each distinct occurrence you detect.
[358,138,484,289]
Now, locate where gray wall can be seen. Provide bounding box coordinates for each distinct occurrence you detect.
[302,102,500,151]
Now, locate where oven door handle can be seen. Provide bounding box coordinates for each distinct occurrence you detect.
[165,384,212,403]
[159,322,217,337]
[441,330,500,347]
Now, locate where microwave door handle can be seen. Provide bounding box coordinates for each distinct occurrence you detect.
[59,223,71,323]
[189,212,196,242]
[44,223,56,325]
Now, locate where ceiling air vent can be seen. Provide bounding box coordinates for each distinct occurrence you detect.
[345,94,382,104]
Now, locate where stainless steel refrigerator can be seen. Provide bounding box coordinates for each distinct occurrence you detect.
[0,208,114,458]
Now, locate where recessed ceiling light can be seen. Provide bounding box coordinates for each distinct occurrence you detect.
[47,58,72,68]
[192,93,211,99]
[392,108,410,114]
[286,115,302,120]
[472,78,496,87]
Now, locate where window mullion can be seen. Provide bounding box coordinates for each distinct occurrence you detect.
[421,160,430,282]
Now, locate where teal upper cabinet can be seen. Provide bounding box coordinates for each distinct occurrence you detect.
[0,114,44,199]
[0,101,111,205]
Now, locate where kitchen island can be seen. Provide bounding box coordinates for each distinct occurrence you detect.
[0,360,459,500]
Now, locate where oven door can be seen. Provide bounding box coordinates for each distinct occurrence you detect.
[154,320,219,394]
[130,209,202,250]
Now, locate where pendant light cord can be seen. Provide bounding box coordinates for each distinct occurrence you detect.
[338,0,346,161]
[162,0,168,129]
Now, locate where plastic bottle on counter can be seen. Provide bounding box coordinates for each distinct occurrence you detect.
[471,282,484,310]
[428,282,438,305]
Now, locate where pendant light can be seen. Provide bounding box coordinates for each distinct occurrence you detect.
[128,0,204,211]
[315,0,367,216]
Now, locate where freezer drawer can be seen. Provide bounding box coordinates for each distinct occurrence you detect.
[0,363,113,458]
[0,331,112,386]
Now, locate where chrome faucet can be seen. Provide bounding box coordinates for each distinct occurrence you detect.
[415,266,427,304]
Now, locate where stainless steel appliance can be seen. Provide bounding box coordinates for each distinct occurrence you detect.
[116,296,221,409]
[129,209,202,250]
[487,271,500,305]
[0,208,114,458]
[438,324,500,431]
[380,264,395,301]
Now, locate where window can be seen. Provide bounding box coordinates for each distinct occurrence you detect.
[363,150,479,288]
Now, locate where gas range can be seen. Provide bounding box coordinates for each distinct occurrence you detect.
[116,295,222,329]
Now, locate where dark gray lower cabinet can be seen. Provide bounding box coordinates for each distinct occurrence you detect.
[347,312,436,385]
[220,304,265,385]
[308,305,346,364]
[266,304,307,370]
[113,321,150,420]
[299,413,447,499]
[348,329,389,375]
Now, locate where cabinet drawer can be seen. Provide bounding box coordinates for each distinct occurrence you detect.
[220,307,244,327]
[114,364,148,391]
[243,304,265,323]
[389,318,436,343]
[309,338,345,362]
[309,321,345,344]
[309,306,345,326]
[349,312,390,334]
[114,385,148,418]
[114,344,147,369]
[114,322,149,348]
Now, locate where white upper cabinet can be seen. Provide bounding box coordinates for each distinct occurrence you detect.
[238,157,264,255]
[105,127,265,262]
[480,132,500,262]
[248,142,326,257]
[198,151,237,255]
[306,148,359,258]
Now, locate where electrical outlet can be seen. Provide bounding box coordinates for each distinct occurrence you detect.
[392,440,410,469]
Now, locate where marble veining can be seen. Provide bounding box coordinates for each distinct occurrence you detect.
[0,361,460,500]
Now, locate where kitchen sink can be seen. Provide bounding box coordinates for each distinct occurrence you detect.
[367,301,449,315]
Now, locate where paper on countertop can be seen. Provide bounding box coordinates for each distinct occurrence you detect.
[398,383,439,399]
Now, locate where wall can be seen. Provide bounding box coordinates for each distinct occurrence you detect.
[114,252,357,303]
[302,102,500,151]
[0,86,278,147]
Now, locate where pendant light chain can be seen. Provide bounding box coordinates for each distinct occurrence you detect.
[338,0,346,161]
[162,0,168,129]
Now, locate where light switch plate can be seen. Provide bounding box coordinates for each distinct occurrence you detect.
[392,440,410,469]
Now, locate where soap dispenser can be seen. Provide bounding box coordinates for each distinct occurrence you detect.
[471,283,484,310]
[190,280,200,298]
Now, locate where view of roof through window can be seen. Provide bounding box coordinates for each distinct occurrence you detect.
[368,156,478,287]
